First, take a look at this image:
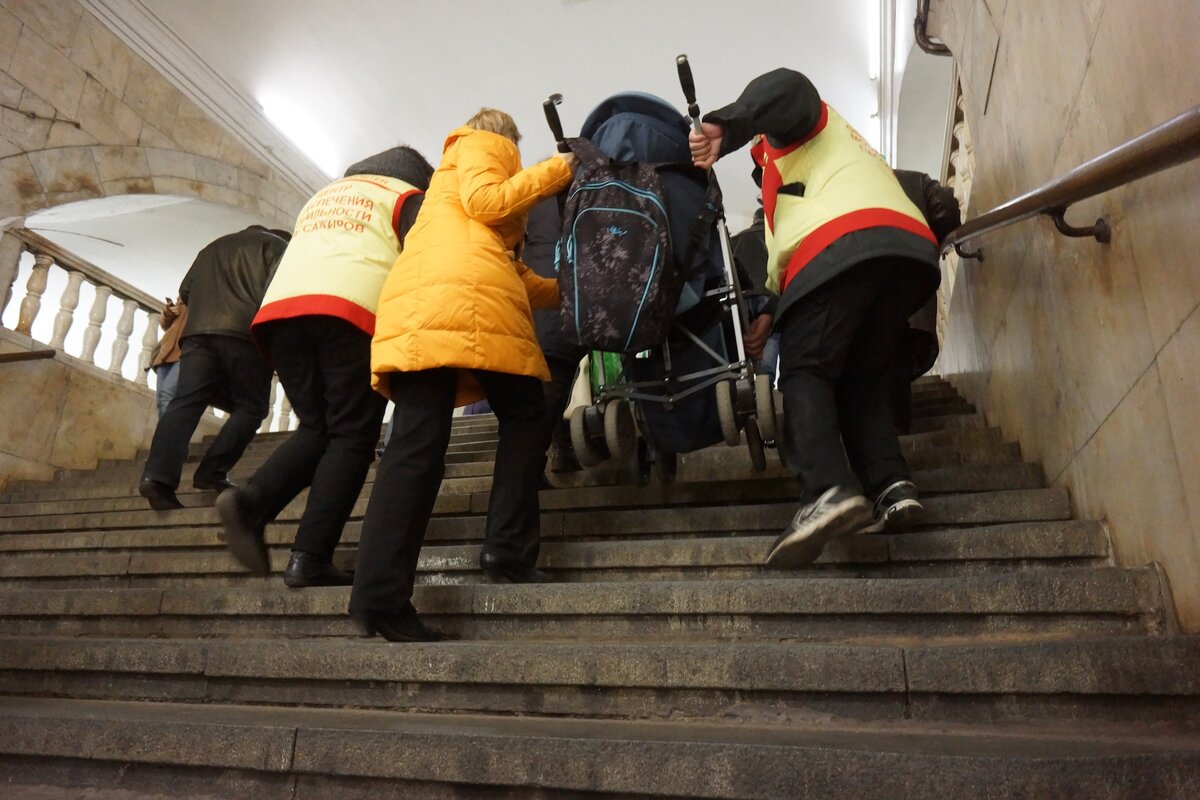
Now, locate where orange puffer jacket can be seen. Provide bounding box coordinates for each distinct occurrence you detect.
[370,127,573,406]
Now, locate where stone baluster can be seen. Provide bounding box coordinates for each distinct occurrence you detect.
[137,309,161,387]
[0,230,23,323]
[15,252,53,336]
[48,270,85,349]
[260,375,279,433]
[80,284,112,364]
[108,298,137,375]
[277,388,294,432]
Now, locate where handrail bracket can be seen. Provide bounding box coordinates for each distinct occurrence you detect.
[953,244,984,261]
[1045,207,1112,243]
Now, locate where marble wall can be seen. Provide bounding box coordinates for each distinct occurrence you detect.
[0,0,306,223]
[0,329,221,490]
[931,0,1200,629]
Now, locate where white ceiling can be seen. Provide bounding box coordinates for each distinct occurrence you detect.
[27,1,950,302]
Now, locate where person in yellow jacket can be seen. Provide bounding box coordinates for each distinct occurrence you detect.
[349,108,577,642]
[690,68,941,568]
[216,146,434,588]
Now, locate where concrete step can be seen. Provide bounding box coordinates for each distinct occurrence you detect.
[1,696,1196,799]
[0,426,1019,501]
[0,485,1071,537]
[0,635,1195,730]
[0,460,1043,520]
[0,521,1110,589]
[0,567,1164,642]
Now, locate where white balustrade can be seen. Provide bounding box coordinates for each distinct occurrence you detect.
[137,311,161,387]
[108,298,138,375]
[82,284,113,365]
[15,253,52,335]
[49,270,86,349]
[277,389,294,432]
[3,227,302,433]
[260,375,279,433]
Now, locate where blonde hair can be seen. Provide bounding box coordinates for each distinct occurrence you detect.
[465,107,521,144]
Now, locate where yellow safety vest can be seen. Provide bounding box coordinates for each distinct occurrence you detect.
[758,104,936,294]
[254,175,420,335]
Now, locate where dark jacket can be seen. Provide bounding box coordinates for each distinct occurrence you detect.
[180,226,289,342]
[893,169,962,376]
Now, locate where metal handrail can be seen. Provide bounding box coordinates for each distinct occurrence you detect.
[915,0,951,56]
[943,104,1200,257]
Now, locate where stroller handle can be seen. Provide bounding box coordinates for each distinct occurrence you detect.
[543,94,571,153]
[675,54,703,134]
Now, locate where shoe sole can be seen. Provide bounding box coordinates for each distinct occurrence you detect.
[216,491,270,575]
[766,498,872,567]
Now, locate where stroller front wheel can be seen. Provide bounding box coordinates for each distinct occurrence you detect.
[754,373,777,441]
[603,399,637,461]
[570,405,607,468]
[715,380,741,446]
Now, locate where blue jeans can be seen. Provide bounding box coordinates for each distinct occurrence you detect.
[154,362,180,417]
[757,331,781,388]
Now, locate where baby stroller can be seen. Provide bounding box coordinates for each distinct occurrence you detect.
[543,57,777,483]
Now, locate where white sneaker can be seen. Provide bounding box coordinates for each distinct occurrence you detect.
[859,480,923,534]
[765,486,872,567]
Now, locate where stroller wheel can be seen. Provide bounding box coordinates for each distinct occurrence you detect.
[603,399,637,461]
[715,380,741,446]
[570,405,607,468]
[745,418,767,472]
[754,374,777,441]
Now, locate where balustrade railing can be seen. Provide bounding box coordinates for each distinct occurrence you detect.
[0,224,296,433]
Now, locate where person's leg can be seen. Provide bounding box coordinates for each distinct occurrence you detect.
[766,268,881,566]
[154,362,180,418]
[288,318,386,565]
[541,351,583,473]
[142,337,223,493]
[349,369,456,631]
[473,369,548,578]
[840,262,933,532]
[192,337,272,487]
[233,319,330,529]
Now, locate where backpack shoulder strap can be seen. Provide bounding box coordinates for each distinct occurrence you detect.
[565,137,611,171]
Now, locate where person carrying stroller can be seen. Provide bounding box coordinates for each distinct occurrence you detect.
[689,68,940,566]
[348,108,577,642]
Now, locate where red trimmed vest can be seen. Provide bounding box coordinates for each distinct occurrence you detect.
[254,175,419,336]
[756,104,936,294]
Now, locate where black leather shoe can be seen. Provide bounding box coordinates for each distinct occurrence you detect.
[283,551,353,588]
[479,551,552,584]
[139,478,183,510]
[216,488,270,575]
[351,609,441,642]
[193,475,238,492]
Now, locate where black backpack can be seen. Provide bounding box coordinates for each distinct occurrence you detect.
[557,137,677,354]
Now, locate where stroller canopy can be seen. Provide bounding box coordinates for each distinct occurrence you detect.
[580,92,692,164]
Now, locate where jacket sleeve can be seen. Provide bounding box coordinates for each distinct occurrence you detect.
[703,68,824,156]
[458,138,573,225]
[921,175,962,243]
[177,255,202,305]
[515,260,560,310]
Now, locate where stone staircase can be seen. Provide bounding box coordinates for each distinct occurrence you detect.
[0,376,1197,798]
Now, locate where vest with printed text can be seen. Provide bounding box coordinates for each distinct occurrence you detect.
[758,104,937,295]
[253,175,420,336]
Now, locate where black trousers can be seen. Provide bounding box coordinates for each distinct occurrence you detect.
[777,259,928,504]
[142,334,272,488]
[349,367,547,615]
[244,317,386,560]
